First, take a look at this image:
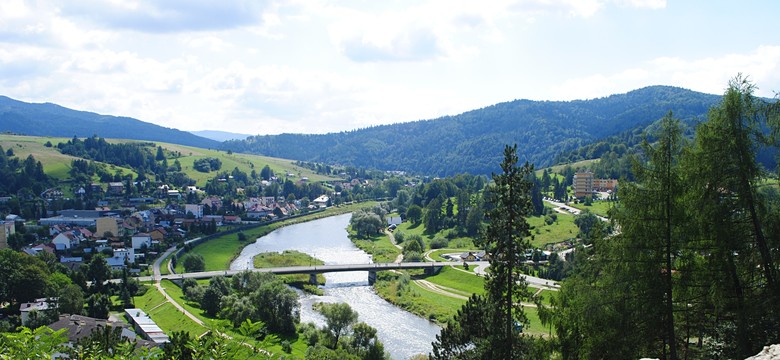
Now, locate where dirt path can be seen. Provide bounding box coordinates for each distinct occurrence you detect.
[385,230,404,263]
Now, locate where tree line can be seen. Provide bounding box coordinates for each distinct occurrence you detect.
[538,76,780,359]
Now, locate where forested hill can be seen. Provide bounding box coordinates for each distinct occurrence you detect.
[0,96,219,149]
[223,86,721,176]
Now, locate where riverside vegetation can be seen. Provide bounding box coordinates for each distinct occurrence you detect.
[1,76,779,359]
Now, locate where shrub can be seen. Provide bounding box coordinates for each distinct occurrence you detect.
[430,237,449,249]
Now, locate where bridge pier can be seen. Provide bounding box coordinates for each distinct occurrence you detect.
[368,271,377,285]
[424,266,443,276]
[309,273,318,285]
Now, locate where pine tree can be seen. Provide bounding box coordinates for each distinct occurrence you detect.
[432,144,536,359]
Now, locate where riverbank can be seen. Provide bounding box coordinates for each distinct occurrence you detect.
[175,201,378,273]
[343,220,553,334]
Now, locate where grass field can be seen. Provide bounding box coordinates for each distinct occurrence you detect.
[0,134,338,187]
[0,134,138,181]
[349,231,401,263]
[422,266,485,295]
[253,250,326,287]
[132,285,205,338]
[570,200,615,218]
[526,213,579,248]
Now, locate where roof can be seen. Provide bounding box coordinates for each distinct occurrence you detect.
[48,314,154,347]
[20,298,56,313]
[125,309,169,344]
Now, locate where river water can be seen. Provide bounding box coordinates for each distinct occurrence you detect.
[230,213,441,359]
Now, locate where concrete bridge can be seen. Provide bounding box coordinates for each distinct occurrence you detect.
[140,261,458,285]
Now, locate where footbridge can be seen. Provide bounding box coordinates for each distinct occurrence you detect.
[143,261,460,285]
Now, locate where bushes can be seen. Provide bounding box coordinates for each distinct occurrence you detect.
[193,157,222,173]
[181,253,205,272]
[430,237,449,249]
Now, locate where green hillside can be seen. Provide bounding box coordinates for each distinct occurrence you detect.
[223,86,721,176]
[0,135,338,186]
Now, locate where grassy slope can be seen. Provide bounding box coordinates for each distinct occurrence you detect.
[569,200,614,218]
[132,285,205,338]
[0,134,338,186]
[0,134,137,180]
[159,279,309,358]
[527,212,579,248]
[348,230,401,263]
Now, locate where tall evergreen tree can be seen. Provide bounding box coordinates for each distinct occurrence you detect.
[432,144,536,359]
[609,112,685,359]
[684,75,779,357]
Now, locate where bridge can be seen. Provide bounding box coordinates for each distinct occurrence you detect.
[140,261,461,285]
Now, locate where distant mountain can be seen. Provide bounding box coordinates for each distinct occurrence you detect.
[0,96,219,149]
[223,86,722,176]
[190,130,252,142]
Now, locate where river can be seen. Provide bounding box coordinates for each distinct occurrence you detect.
[230,213,441,359]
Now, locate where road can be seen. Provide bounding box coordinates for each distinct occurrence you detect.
[139,261,460,282]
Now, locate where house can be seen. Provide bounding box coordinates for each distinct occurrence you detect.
[201,196,223,210]
[313,195,330,208]
[106,256,127,269]
[149,228,166,242]
[48,314,146,346]
[77,228,93,239]
[90,183,104,194]
[460,251,490,262]
[41,188,64,200]
[203,215,223,226]
[52,231,82,250]
[223,215,241,224]
[167,190,181,200]
[96,217,120,238]
[184,204,203,219]
[125,309,169,344]
[113,248,135,264]
[387,216,402,226]
[20,298,57,325]
[0,221,14,250]
[108,182,124,195]
[131,234,152,250]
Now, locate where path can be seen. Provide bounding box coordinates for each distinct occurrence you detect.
[385,229,404,263]
[150,246,272,355]
[152,246,206,328]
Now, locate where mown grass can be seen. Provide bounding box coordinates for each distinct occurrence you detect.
[348,231,401,263]
[570,200,615,218]
[132,286,205,338]
[253,250,326,288]
[422,266,485,295]
[374,271,466,324]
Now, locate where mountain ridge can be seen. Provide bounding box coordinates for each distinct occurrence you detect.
[222,85,722,176]
[0,96,219,149]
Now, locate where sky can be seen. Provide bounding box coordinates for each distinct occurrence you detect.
[1,0,779,136]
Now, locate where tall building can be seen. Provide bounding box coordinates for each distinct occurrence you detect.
[573,170,594,197]
[0,221,14,250]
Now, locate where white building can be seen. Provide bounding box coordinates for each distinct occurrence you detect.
[131,234,152,250]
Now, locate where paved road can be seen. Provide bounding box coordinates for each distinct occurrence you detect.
[152,246,177,280]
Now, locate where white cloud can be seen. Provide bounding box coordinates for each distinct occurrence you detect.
[551,45,780,100]
[57,0,273,33]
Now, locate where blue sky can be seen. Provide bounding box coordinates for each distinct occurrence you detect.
[1,0,778,135]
